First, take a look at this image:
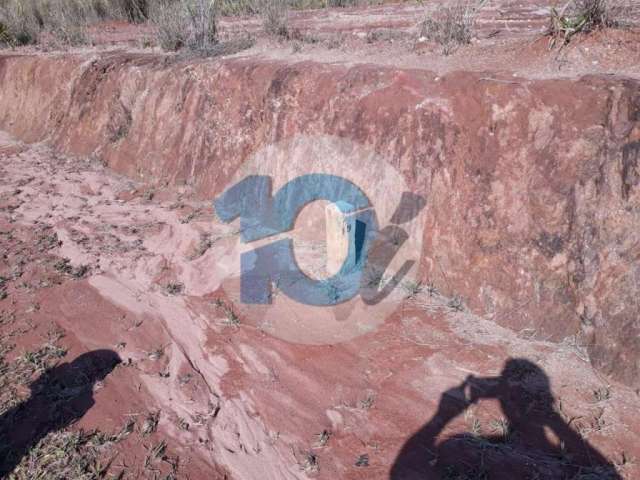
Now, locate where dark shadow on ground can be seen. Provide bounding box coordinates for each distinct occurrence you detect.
[390,358,621,479]
[0,349,121,476]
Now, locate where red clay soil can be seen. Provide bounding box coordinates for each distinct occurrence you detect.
[1,1,640,479]
[1,131,639,479]
[2,50,640,381]
[0,141,229,478]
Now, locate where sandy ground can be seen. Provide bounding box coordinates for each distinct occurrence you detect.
[2,130,640,478]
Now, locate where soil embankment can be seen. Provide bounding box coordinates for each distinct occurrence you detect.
[1,5,640,476]
[1,52,639,386]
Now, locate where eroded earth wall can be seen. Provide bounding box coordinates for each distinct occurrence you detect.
[1,52,639,386]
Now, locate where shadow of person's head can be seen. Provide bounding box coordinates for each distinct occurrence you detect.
[468,357,553,407]
[501,358,550,390]
[30,349,122,397]
[64,349,121,382]
[502,358,547,382]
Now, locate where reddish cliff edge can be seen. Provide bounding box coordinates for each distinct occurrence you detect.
[1,52,638,386]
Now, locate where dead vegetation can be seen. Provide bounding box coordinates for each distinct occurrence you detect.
[0,0,391,51]
[258,0,317,41]
[548,0,636,47]
[260,0,289,37]
[313,429,331,448]
[299,451,319,474]
[0,337,110,479]
[0,0,146,47]
[7,429,117,480]
[214,298,240,326]
[141,411,159,436]
[165,281,184,295]
[401,279,424,299]
[0,327,181,478]
[0,0,222,52]
[53,258,91,279]
[417,0,484,55]
[0,341,67,413]
[188,232,214,260]
[220,0,375,15]
[3,0,636,55]
[149,0,218,52]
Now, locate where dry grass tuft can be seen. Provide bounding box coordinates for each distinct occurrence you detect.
[260,0,290,37]
[0,338,119,479]
[149,0,218,52]
[548,0,636,47]
[7,429,114,479]
[0,0,42,46]
[0,0,149,46]
[418,0,484,55]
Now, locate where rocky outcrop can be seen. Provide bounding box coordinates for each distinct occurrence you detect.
[1,52,639,386]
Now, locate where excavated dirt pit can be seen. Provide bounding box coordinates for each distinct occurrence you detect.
[2,132,639,479]
[2,2,640,479]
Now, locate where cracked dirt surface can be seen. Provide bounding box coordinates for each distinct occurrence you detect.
[2,130,640,478]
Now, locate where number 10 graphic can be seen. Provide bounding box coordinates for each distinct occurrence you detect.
[215,174,379,306]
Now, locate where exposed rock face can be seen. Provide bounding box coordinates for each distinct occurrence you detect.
[0,53,639,386]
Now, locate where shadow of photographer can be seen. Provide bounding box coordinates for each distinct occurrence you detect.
[390,358,621,479]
